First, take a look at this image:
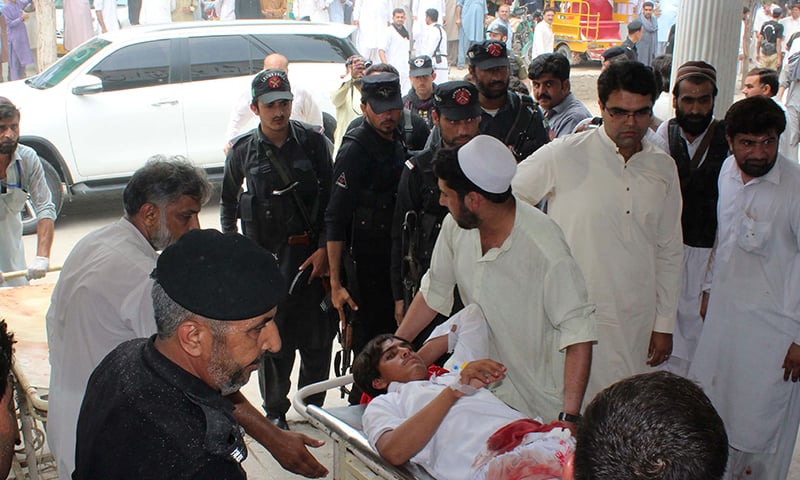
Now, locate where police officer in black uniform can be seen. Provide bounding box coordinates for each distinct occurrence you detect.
[220,69,334,430]
[390,81,481,345]
[347,63,431,152]
[403,55,437,130]
[467,40,550,162]
[325,73,406,402]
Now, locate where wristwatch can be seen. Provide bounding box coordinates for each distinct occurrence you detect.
[558,411,581,423]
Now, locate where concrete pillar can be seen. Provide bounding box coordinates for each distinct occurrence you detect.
[670,0,742,118]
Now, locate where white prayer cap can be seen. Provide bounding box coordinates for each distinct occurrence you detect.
[457,135,516,194]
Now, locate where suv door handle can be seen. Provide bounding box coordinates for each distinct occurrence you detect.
[152,99,179,106]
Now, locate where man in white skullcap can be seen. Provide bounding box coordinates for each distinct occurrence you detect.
[396,135,597,431]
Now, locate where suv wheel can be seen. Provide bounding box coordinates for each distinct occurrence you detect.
[21,160,64,235]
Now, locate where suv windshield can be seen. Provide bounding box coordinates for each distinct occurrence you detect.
[28,37,111,89]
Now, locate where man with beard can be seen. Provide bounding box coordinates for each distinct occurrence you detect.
[396,135,597,428]
[73,229,285,479]
[326,73,406,403]
[221,69,334,432]
[653,61,728,377]
[514,61,683,403]
[379,8,412,95]
[528,52,591,138]
[0,100,55,288]
[467,40,550,162]
[47,158,212,479]
[688,96,800,480]
[391,80,480,335]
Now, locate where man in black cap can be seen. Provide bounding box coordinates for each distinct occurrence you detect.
[325,72,406,402]
[622,19,643,59]
[467,40,550,162]
[73,229,288,479]
[403,55,437,130]
[600,45,636,70]
[390,80,480,334]
[221,68,334,431]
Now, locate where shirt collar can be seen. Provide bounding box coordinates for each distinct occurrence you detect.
[256,120,300,148]
[726,153,783,186]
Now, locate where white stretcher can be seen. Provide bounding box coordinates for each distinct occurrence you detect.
[292,375,437,480]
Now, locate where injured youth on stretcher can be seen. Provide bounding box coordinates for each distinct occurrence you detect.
[294,304,575,480]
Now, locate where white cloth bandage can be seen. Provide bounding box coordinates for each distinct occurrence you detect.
[449,379,479,396]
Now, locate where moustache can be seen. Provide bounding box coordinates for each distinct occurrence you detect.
[538,93,552,101]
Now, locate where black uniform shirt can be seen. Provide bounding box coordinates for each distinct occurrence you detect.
[220,120,332,248]
[73,337,246,480]
[479,91,549,161]
[389,144,449,300]
[403,86,437,130]
[325,121,405,250]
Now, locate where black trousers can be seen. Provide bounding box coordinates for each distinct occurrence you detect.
[258,243,336,417]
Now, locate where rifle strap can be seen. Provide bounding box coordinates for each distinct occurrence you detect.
[261,141,319,240]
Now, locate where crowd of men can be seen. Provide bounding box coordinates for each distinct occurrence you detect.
[2,1,800,477]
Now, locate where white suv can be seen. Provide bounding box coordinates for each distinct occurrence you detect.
[0,21,358,231]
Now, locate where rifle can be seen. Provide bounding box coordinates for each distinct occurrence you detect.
[334,231,360,398]
[400,210,421,309]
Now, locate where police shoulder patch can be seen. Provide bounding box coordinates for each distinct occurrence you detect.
[335,172,348,189]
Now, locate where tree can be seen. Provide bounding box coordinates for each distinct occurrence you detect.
[33,0,57,72]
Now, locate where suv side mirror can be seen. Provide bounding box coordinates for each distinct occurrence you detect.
[72,75,104,95]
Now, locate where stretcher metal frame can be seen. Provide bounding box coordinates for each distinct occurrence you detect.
[293,375,436,480]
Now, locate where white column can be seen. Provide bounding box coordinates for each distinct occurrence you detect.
[670,0,742,118]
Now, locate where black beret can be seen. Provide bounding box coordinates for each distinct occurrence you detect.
[152,229,286,321]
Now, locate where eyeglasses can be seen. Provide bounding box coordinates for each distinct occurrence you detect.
[604,106,652,120]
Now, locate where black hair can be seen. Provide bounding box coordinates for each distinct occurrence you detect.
[432,146,512,203]
[352,333,403,398]
[528,52,570,82]
[392,7,405,16]
[651,54,672,93]
[0,103,20,121]
[122,156,211,217]
[725,95,786,137]
[364,62,399,77]
[426,8,438,22]
[746,67,780,96]
[542,7,555,14]
[597,61,658,105]
[574,371,728,480]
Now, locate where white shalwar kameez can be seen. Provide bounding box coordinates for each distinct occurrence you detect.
[46,218,159,480]
[513,126,684,403]
[364,304,573,480]
[689,155,800,480]
[0,145,55,287]
[381,25,411,94]
[418,22,448,74]
[419,200,597,422]
[530,21,553,60]
[295,0,331,22]
[653,120,717,376]
[94,0,120,31]
[412,0,444,51]
[353,0,393,60]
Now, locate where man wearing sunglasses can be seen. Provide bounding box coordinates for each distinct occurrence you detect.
[513,61,683,403]
[0,99,55,287]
